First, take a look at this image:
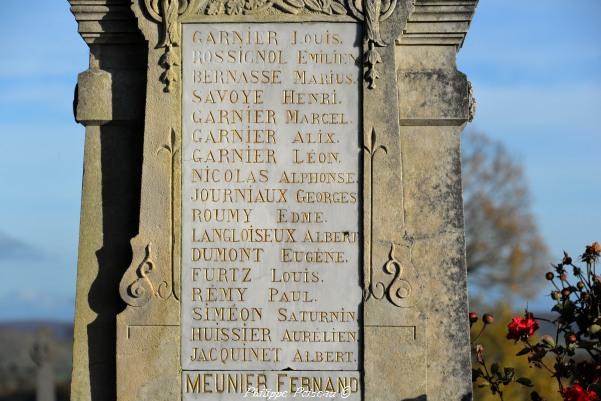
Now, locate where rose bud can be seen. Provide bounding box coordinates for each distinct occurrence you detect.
[541,335,555,347]
[577,281,585,290]
[562,252,572,264]
[482,314,494,325]
[469,312,478,323]
[545,272,554,280]
[573,266,582,275]
[561,288,572,299]
[592,241,601,254]
[551,291,561,301]
[475,344,485,364]
[560,273,568,281]
[595,275,601,284]
[566,334,577,344]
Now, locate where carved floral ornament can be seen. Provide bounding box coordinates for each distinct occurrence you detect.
[205,0,347,16]
[140,0,399,90]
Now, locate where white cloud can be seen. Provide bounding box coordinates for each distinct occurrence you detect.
[0,231,45,261]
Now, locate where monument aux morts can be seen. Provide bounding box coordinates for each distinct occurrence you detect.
[68,0,478,400]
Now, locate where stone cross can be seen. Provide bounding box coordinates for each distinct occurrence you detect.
[69,0,478,400]
[31,328,55,401]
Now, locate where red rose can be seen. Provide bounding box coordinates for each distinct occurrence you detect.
[506,316,539,340]
[560,384,598,401]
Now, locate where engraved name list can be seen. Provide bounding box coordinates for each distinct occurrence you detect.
[181,22,362,400]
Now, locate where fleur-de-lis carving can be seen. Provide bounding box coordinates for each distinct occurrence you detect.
[363,127,387,157]
[363,128,386,300]
[156,129,180,301]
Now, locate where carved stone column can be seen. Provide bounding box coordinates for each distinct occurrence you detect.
[69,2,146,400]
[364,1,479,400]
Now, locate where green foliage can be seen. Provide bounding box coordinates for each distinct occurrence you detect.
[471,244,601,401]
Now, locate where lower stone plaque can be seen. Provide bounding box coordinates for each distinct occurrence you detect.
[181,22,362,399]
[183,371,361,400]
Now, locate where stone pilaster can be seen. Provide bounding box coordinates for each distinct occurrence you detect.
[69,2,146,400]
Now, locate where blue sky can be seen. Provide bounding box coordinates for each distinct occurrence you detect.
[0,2,87,320]
[460,2,601,307]
[0,1,599,321]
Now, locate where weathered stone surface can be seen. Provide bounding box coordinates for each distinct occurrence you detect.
[76,68,112,125]
[69,0,479,400]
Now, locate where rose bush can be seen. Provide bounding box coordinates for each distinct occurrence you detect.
[471,243,601,401]
[560,384,598,401]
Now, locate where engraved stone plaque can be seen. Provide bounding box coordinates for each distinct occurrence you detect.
[181,22,362,399]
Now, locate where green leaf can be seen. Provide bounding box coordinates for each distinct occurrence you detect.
[516,377,533,387]
[491,363,500,375]
[530,391,544,401]
[504,367,515,381]
[516,347,530,356]
[472,368,483,382]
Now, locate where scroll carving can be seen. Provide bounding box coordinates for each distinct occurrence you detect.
[365,239,416,308]
[142,0,205,92]
[120,243,156,307]
[382,241,414,307]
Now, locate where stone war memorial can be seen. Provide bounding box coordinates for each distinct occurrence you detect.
[69,0,478,400]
